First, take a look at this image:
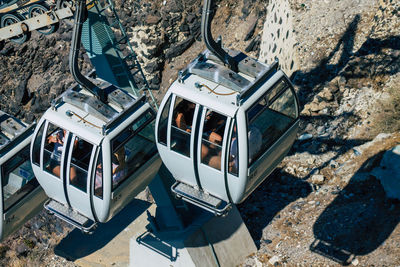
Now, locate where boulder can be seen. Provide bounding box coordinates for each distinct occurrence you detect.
[165,36,194,59]
[311,174,325,185]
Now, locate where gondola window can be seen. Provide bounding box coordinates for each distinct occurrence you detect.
[43,123,66,178]
[158,95,172,146]
[111,111,157,191]
[171,97,195,157]
[201,110,227,170]
[247,81,297,166]
[2,145,38,211]
[70,136,93,192]
[94,151,103,199]
[228,122,238,176]
[32,122,45,167]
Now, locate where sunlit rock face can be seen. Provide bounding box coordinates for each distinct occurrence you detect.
[259,0,298,77]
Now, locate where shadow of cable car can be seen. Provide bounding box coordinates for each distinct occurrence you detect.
[54,198,151,260]
[238,168,313,244]
[311,150,400,265]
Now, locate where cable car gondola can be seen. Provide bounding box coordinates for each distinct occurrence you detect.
[29,0,161,232]
[155,0,300,216]
[0,111,46,240]
[30,83,160,232]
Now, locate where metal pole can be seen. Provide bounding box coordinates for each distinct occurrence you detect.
[69,0,106,102]
[201,0,238,72]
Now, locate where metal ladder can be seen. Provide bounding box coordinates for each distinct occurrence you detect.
[83,0,157,108]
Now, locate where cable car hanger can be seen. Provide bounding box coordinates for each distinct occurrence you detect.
[177,0,280,106]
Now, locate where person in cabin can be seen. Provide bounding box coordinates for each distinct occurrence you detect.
[47,129,77,181]
[174,99,195,132]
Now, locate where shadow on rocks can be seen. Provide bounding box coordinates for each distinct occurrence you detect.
[292,13,400,110]
[311,151,400,265]
[238,168,312,247]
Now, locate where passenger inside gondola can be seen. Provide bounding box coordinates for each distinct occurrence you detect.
[174,99,195,132]
[201,110,227,170]
[171,97,195,156]
[46,129,66,177]
[94,111,158,195]
[46,128,77,181]
[111,147,126,186]
[95,151,125,194]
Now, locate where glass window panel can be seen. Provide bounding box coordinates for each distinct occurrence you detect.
[172,97,195,131]
[70,136,92,192]
[43,124,66,178]
[247,83,296,166]
[94,151,103,199]
[111,111,157,191]
[269,88,297,119]
[228,122,238,176]
[171,97,195,157]
[2,145,39,211]
[201,110,227,170]
[157,95,172,145]
[265,79,287,105]
[247,99,267,124]
[32,122,45,166]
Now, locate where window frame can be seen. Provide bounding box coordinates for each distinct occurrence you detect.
[67,134,96,193]
[199,108,228,171]
[110,109,157,191]
[245,77,298,167]
[169,96,197,158]
[2,144,39,212]
[157,94,173,146]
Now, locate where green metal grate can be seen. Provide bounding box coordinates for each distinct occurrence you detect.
[81,0,158,109]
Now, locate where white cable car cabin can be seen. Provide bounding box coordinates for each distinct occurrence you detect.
[0,111,46,240]
[155,50,300,216]
[30,84,160,232]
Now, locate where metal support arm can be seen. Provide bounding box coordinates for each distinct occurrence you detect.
[201,0,238,72]
[69,0,106,102]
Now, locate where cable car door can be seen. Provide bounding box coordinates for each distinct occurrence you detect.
[65,135,96,219]
[32,121,68,205]
[165,95,199,187]
[196,108,230,200]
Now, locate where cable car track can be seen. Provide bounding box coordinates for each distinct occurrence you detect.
[0,0,75,44]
